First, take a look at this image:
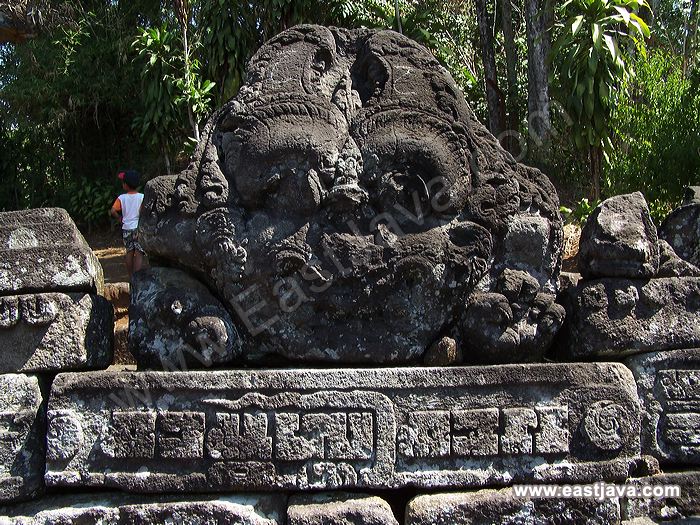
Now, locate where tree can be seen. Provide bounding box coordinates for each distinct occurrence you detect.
[500,0,521,154]
[525,0,553,146]
[683,0,699,74]
[475,0,505,138]
[551,0,651,200]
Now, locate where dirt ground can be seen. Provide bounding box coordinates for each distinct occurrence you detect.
[83,226,147,284]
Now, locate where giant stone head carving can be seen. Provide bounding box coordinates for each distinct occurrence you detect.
[140,25,564,365]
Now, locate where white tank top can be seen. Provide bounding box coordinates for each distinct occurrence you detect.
[118,192,144,230]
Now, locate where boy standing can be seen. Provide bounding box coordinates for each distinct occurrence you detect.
[110,170,145,277]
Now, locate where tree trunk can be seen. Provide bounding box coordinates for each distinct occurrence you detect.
[500,0,520,155]
[475,0,505,139]
[525,0,552,146]
[590,145,602,201]
[163,147,171,176]
[395,0,402,34]
[683,0,699,75]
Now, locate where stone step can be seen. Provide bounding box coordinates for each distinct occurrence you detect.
[0,493,284,524]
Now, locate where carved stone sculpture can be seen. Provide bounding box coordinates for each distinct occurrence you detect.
[139,25,563,364]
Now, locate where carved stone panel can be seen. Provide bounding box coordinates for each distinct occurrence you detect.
[0,374,45,503]
[45,364,642,492]
[0,293,113,373]
[0,208,103,295]
[625,349,700,466]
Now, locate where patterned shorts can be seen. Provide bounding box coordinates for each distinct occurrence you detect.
[122,229,144,253]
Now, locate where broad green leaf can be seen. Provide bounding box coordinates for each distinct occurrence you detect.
[604,34,617,61]
[630,13,651,37]
[593,23,602,51]
[572,15,584,35]
[613,6,631,24]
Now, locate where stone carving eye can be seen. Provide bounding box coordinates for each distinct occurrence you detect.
[378,168,442,227]
[311,48,332,75]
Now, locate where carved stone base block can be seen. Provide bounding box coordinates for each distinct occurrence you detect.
[0,293,113,373]
[0,208,103,295]
[560,277,700,359]
[625,349,700,466]
[0,493,284,524]
[45,364,643,493]
[0,374,45,503]
[405,488,621,525]
[288,493,398,525]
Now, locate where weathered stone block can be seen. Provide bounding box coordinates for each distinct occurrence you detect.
[0,208,103,295]
[288,493,398,525]
[559,277,700,359]
[625,349,700,466]
[129,268,241,370]
[0,293,113,373]
[0,493,284,524]
[405,488,620,524]
[45,364,643,493]
[659,201,700,269]
[622,471,700,522]
[0,374,45,503]
[579,192,659,279]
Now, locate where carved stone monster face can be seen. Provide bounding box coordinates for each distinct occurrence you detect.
[140,25,563,364]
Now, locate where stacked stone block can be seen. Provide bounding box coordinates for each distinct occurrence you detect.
[0,209,113,504]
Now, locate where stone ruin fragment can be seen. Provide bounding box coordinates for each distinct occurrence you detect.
[138,25,564,367]
[558,191,700,360]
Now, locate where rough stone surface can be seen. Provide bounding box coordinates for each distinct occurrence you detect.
[559,277,700,359]
[659,201,700,269]
[684,186,700,204]
[288,493,398,525]
[657,240,700,278]
[0,374,45,503]
[45,364,643,493]
[139,25,563,365]
[0,208,103,296]
[459,269,565,363]
[558,271,581,294]
[0,493,284,524]
[423,336,461,366]
[625,349,700,466]
[405,488,621,524]
[129,268,242,370]
[0,293,113,373]
[622,471,700,522]
[579,192,659,279]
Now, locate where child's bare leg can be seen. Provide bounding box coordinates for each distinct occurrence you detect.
[125,250,134,277]
[133,251,144,274]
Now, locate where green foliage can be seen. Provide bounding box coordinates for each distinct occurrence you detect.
[606,49,700,211]
[66,176,119,229]
[560,197,599,225]
[550,0,651,153]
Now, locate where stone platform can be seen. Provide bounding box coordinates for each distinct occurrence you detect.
[45,364,644,493]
